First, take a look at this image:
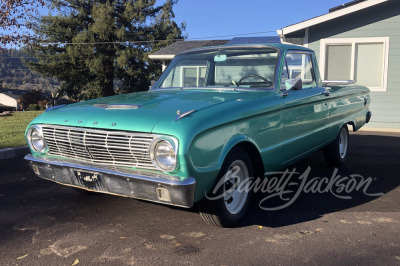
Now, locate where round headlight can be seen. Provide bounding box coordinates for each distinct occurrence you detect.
[151,139,177,171]
[27,125,47,153]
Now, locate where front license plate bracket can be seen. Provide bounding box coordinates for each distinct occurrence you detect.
[74,170,104,191]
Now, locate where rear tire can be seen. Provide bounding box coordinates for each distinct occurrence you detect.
[198,147,253,227]
[323,126,349,166]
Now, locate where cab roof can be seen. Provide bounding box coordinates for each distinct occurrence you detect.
[177,42,312,55]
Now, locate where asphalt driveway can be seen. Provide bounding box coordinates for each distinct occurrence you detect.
[0,131,399,265]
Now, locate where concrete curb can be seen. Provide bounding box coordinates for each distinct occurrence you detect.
[359,127,400,133]
[0,146,30,160]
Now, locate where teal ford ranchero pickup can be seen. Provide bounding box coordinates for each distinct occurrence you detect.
[24,43,372,227]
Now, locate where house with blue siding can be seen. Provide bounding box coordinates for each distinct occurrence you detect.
[278,0,400,129]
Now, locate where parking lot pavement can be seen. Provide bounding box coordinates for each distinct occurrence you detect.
[0,131,399,265]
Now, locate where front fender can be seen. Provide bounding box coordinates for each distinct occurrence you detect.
[188,125,261,201]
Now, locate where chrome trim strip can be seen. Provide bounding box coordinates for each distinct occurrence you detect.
[151,87,274,92]
[176,45,280,55]
[93,104,142,109]
[175,109,196,121]
[322,80,355,85]
[41,124,156,138]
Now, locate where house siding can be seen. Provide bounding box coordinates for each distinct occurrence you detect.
[0,94,18,109]
[304,1,400,129]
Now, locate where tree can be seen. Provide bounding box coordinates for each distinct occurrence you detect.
[19,89,46,109]
[0,0,46,51]
[25,0,185,99]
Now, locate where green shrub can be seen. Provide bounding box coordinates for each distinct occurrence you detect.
[38,99,48,110]
[19,90,46,109]
[26,104,39,111]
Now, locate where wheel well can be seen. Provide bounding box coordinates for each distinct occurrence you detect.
[231,142,264,179]
[346,122,356,132]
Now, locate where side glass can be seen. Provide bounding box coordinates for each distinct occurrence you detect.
[280,64,289,91]
[285,53,316,89]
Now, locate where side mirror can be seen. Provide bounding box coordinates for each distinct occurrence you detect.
[150,80,157,89]
[285,78,302,90]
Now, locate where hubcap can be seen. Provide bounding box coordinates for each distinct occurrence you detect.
[338,128,348,159]
[223,160,249,215]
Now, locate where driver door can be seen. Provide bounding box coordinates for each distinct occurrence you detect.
[281,51,330,164]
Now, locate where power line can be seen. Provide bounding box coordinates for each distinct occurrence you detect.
[1,53,150,58]
[34,30,277,45]
[0,30,279,62]
[40,39,183,45]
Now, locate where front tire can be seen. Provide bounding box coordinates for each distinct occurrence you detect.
[198,148,253,227]
[323,126,349,166]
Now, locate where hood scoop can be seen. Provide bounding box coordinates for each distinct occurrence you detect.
[93,103,142,110]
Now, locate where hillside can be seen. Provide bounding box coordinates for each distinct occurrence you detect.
[0,50,60,92]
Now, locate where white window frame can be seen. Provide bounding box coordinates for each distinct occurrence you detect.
[180,66,206,87]
[320,37,390,92]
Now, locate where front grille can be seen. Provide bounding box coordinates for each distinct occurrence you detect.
[41,125,156,170]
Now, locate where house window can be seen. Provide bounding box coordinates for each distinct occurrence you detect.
[180,66,206,87]
[320,37,389,92]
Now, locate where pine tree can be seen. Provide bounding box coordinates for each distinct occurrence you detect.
[25,0,184,99]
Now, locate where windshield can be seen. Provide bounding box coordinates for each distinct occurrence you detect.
[153,47,278,89]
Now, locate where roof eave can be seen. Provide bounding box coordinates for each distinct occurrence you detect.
[0,93,19,101]
[281,0,388,35]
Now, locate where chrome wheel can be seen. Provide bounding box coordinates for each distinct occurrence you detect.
[198,147,253,227]
[339,128,348,159]
[223,160,249,215]
[323,125,350,166]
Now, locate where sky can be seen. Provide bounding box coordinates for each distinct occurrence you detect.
[171,0,354,40]
[3,0,354,47]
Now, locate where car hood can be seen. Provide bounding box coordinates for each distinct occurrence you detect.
[32,89,273,133]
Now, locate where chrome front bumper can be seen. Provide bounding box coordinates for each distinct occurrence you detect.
[24,154,196,208]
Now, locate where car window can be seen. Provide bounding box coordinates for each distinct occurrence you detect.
[283,53,316,89]
[155,48,278,89]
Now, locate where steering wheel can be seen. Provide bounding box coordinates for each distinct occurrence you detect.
[237,74,272,85]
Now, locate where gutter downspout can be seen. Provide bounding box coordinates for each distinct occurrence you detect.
[276,30,287,44]
[304,27,309,48]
